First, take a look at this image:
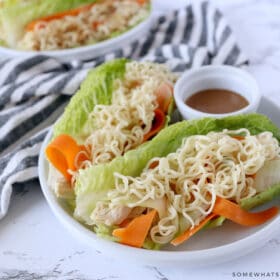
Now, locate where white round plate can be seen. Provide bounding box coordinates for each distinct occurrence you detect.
[0,13,153,62]
[38,97,280,267]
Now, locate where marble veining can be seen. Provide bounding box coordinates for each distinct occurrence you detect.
[0,269,87,280]
[0,269,120,280]
[148,267,169,280]
[1,1,280,279]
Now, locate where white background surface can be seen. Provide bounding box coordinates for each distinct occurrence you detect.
[1,0,280,279]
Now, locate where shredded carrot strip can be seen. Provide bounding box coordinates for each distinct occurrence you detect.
[137,0,147,5]
[231,135,245,141]
[171,213,216,246]
[155,83,173,114]
[118,218,132,228]
[45,134,88,182]
[112,210,157,248]
[92,21,102,30]
[171,196,278,246]
[212,196,278,226]
[142,83,173,142]
[149,160,159,169]
[143,109,166,142]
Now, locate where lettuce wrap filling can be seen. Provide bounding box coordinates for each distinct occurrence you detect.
[46,59,176,205]
[0,0,150,50]
[74,114,280,249]
[0,0,98,47]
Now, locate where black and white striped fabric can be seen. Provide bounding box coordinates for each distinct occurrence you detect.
[0,2,248,219]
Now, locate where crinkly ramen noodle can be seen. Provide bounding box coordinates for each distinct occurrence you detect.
[92,129,280,244]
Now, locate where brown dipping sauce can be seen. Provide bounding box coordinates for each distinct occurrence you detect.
[185,89,249,114]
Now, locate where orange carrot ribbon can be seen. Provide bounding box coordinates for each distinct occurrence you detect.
[45,134,88,182]
[155,82,173,114]
[171,213,216,246]
[171,196,278,246]
[112,210,157,248]
[143,109,166,142]
[212,196,278,226]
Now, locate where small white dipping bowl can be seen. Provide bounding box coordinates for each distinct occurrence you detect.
[174,65,261,120]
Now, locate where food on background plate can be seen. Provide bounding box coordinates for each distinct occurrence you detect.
[46,59,176,199]
[0,0,150,51]
[68,113,280,249]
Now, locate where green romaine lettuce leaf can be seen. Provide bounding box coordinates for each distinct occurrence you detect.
[143,237,162,250]
[204,216,226,229]
[53,58,128,142]
[241,183,280,210]
[74,113,280,224]
[0,39,6,47]
[94,224,118,242]
[0,0,97,47]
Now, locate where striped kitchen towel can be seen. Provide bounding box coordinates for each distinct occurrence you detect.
[0,1,248,219]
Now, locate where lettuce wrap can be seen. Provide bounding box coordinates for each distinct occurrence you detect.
[0,0,151,50]
[0,0,98,47]
[46,58,176,209]
[53,58,175,141]
[73,113,280,247]
[53,58,127,142]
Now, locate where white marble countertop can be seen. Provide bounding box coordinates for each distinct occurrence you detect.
[1,1,280,279]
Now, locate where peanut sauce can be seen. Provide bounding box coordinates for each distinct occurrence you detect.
[185,89,249,114]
